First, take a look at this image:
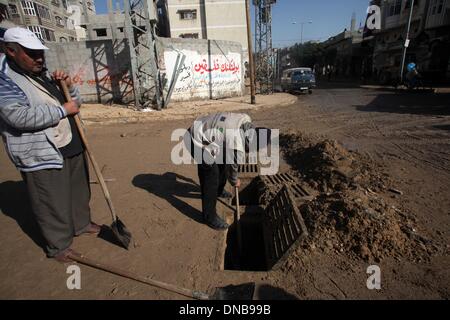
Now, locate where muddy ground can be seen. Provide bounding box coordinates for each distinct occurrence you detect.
[0,84,449,299]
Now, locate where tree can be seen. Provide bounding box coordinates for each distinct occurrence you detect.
[290,42,325,68]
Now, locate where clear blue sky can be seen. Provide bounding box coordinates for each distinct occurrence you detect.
[269,0,370,47]
[94,0,371,48]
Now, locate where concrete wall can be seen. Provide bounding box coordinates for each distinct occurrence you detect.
[45,39,134,104]
[44,36,244,104]
[158,37,244,102]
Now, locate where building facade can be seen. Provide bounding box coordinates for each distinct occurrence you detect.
[322,28,364,78]
[0,0,84,42]
[76,1,167,41]
[165,0,248,61]
[372,0,450,83]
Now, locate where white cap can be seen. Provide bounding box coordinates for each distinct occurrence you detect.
[2,27,49,50]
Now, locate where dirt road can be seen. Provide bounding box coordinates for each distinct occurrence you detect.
[0,84,449,299]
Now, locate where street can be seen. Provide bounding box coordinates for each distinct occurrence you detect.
[0,84,449,299]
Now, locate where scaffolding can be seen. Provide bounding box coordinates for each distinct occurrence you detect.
[124,0,163,109]
[254,0,276,94]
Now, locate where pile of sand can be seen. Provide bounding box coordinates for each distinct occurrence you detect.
[278,132,434,262]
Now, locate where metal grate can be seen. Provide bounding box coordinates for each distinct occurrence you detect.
[263,184,308,270]
[238,164,260,178]
[262,173,310,199]
[238,164,259,173]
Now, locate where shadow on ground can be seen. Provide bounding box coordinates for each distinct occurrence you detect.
[132,172,204,224]
[0,180,46,252]
[255,284,299,300]
[433,124,450,131]
[355,92,450,116]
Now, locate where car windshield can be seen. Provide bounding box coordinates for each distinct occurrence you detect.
[293,70,312,76]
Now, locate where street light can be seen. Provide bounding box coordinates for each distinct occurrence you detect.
[292,20,312,44]
[292,20,312,66]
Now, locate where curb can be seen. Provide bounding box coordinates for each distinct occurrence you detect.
[82,95,298,126]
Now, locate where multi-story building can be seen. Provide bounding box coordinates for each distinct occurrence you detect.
[322,14,364,78]
[76,1,167,41]
[373,0,450,83]
[323,30,364,77]
[164,0,248,61]
[0,0,81,42]
[424,0,450,80]
[66,0,96,40]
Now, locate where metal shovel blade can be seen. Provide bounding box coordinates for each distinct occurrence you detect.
[210,282,256,300]
[111,217,132,249]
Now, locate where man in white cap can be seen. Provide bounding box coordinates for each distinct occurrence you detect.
[0,27,100,262]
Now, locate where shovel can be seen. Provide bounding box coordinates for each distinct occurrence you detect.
[235,186,243,256]
[68,252,255,300]
[60,81,132,249]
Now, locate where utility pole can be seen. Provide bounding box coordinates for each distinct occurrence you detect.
[400,0,415,84]
[300,22,304,44]
[245,0,256,104]
[254,0,276,95]
[124,0,163,110]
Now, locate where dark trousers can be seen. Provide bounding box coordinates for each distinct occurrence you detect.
[21,153,92,257]
[197,163,227,220]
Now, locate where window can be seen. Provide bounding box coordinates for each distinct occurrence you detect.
[62,0,67,10]
[55,16,64,27]
[28,25,55,42]
[405,0,419,9]
[28,25,43,39]
[60,37,67,42]
[178,9,197,20]
[388,0,402,16]
[21,1,36,16]
[8,4,19,16]
[118,27,124,33]
[95,28,107,37]
[437,0,444,14]
[51,0,60,7]
[36,4,51,20]
[0,4,9,21]
[180,33,199,39]
[42,28,55,41]
[69,36,75,41]
[430,0,444,15]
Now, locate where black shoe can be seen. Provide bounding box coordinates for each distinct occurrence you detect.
[206,215,229,230]
[218,190,233,199]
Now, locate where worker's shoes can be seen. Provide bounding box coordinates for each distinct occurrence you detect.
[218,190,233,199]
[53,248,79,263]
[205,215,229,230]
[75,222,102,236]
[85,222,102,234]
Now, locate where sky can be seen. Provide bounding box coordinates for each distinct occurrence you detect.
[94,0,371,48]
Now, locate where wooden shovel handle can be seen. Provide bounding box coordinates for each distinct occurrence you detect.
[60,81,118,222]
[68,252,209,300]
[235,186,243,255]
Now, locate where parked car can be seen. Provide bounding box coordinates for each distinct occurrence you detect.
[281,67,316,94]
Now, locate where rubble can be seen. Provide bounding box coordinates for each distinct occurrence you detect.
[279,132,436,263]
